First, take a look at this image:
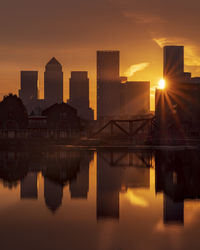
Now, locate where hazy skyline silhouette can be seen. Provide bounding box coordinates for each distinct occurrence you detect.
[1,0,200,113]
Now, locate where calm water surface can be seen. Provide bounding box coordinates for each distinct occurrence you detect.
[0,149,200,250]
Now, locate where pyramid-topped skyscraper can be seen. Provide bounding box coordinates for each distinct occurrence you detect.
[44,57,63,106]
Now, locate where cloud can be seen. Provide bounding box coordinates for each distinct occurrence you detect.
[124,62,150,77]
[153,37,186,47]
[123,11,165,24]
[153,37,200,67]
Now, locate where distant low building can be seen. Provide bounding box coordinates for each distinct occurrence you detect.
[42,102,81,133]
[120,81,150,118]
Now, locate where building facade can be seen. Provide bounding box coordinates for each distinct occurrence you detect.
[164,46,184,80]
[68,71,94,120]
[97,51,121,119]
[44,57,63,107]
[120,81,150,117]
[19,71,38,113]
[155,46,200,143]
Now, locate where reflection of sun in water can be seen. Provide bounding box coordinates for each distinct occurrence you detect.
[158,79,166,89]
[124,189,149,208]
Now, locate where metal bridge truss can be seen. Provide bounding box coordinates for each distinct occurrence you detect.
[90,117,156,139]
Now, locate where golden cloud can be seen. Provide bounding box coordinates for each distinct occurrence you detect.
[153,37,200,67]
[124,62,150,77]
[123,12,165,24]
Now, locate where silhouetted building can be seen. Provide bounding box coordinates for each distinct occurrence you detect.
[42,103,81,133]
[19,71,38,112]
[21,172,38,199]
[120,81,150,117]
[164,46,184,80]
[0,94,28,131]
[28,116,47,129]
[44,177,63,213]
[97,51,121,119]
[44,57,63,106]
[155,46,200,143]
[68,71,94,120]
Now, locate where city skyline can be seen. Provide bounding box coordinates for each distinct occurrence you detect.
[1,0,200,114]
[1,44,200,115]
[1,1,200,250]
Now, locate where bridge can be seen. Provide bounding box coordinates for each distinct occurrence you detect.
[87,115,156,144]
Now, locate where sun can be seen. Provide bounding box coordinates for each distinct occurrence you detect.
[158,79,165,89]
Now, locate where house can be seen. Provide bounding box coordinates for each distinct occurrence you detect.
[42,103,81,138]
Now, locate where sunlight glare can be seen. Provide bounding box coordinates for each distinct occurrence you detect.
[158,79,165,89]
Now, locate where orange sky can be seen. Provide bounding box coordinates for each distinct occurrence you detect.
[0,0,200,115]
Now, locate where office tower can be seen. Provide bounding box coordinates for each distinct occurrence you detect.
[19,71,38,103]
[97,51,121,119]
[155,45,200,141]
[44,57,63,106]
[20,172,38,199]
[120,81,150,117]
[68,71,94,120]
[163,46,184,80]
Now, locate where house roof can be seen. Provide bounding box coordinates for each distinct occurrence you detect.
[42,102,77,115]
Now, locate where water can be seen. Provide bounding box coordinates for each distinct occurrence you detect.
[0,148,200,250]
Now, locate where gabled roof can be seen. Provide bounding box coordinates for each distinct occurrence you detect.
[42,102,77,115]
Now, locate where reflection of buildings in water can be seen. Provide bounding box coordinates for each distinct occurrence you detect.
[0,150,93,212]
[155,150,200,226]
[70,163,89,199]
[69,151,93,199]
[42,151,81,212]
[164,194,184,225]
[44,177,63,212]
[97,151,150,220]
[42,151,81,185]
[43,150,93,210]
[21,172,38,199]
[0,151,29,189]
[97,155,122,220]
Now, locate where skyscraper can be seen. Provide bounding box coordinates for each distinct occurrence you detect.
[68,71,94,120]
[19,71,38,104]
[163,46,184,80]
[44,57,63,106]
[120,81,150,117]
[97,51,121,119]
